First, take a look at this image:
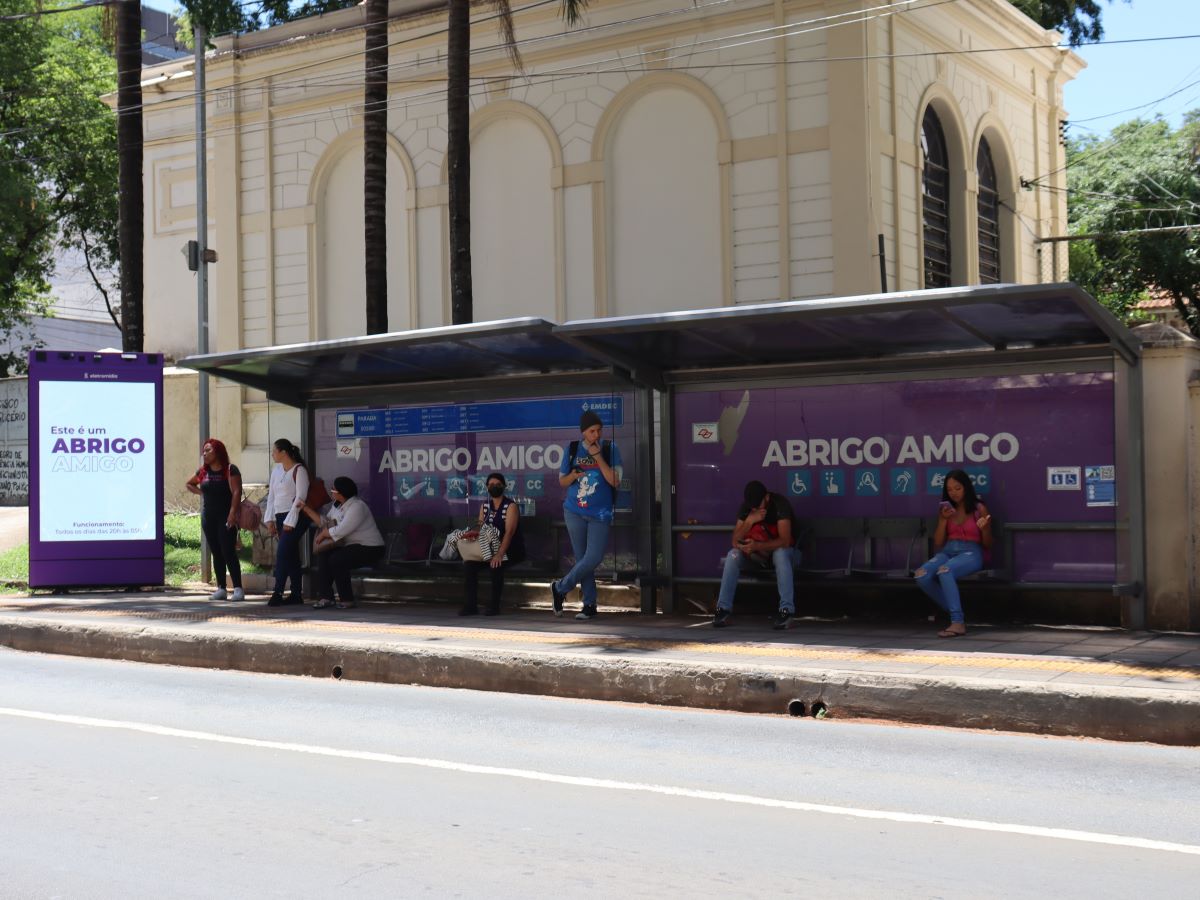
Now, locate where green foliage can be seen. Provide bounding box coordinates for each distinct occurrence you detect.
[1066,113,1200,333]
[0,543,28,586]
[1007,0,1126,46]
[0,2,118,376]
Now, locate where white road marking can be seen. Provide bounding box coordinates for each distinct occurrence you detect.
[4,705,1198,857]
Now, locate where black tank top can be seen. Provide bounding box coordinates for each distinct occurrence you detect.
[483,496,525,561]
[198,464,239,517]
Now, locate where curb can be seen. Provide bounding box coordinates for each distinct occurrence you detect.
[1,618,1197,746]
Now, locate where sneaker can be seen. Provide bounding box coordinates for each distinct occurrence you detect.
[231,588,245,602]
[712,608,732,628]
[278,594,304,606]
[266,593,284,606]
[209,588,227,602]
[771,609,794,630]
[575,605,597,620]
[483,607,500,617]
[551,580,565,617]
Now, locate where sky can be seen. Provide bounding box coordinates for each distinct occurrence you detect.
[1063,0,1200,136]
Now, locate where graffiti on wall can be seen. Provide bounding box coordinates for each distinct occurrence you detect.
[0,379,28,505]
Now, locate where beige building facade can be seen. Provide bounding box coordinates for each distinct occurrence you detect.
[137,0,1082,481]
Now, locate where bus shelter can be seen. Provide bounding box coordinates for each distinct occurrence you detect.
[184,284,1145,628]
[181,319,658,610]
[555,283,1146,628]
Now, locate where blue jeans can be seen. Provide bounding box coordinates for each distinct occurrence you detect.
[556,509,611,608]
[273,513,310,597]
[717,546,800,614]
[914,540,983,624]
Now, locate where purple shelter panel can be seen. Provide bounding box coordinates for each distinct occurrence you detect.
[673,373,1117,582]
[313,392,640,571]
[28,350,164,587]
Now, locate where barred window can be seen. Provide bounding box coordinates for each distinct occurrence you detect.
[921,107,951,288]
[977,138,1001,284]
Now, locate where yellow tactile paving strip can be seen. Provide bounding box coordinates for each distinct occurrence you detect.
[2,600,1198,681]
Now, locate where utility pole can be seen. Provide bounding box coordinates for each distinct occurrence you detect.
[194,23,211,581]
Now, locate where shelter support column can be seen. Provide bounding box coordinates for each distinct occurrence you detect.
[658,387,675,614]
[1138,331,1200,630]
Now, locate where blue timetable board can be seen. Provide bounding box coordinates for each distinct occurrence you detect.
[337,396,623,438]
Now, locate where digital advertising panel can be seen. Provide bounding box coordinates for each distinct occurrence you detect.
[673,373,1118,582]
[28,350,164,587]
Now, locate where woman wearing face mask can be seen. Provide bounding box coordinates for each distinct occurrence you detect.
[297,476,384,610]
[459,472,525,616]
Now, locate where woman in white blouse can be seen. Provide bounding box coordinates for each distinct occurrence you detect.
[264,438,311,606]
[298,476,384,609]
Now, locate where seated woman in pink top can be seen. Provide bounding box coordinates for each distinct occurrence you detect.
[913,468,993,637]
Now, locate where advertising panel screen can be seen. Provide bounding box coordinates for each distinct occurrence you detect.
[674,373,1117,582]
[314,391,640,572]
[28,351,164,587]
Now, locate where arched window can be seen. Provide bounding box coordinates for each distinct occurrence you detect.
[976,137,1001,284]
[921,107,951,288]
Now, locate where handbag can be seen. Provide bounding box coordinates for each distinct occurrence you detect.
[236,498,263,532]
[458,538,484,562]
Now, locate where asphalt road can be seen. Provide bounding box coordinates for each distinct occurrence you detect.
[1,649,1197,898]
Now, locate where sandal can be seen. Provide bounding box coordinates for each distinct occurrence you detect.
[938,626,966,638]
[312,598,336,609]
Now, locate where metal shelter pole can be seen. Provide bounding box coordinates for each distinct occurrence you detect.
[195,24,211,582]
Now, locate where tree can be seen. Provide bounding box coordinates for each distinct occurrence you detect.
[116,0,143,351]
[1067,113,1200,334]
[0,3,119,375]
[447,0,589,325]
[364,0,388,335]
[1007,0,1128,46]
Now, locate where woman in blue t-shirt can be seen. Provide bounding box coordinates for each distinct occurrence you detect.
[550,411,622,620]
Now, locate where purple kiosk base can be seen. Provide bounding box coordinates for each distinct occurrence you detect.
[27,350,165,590]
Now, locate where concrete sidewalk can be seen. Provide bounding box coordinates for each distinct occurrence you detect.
[1,587,1198,745]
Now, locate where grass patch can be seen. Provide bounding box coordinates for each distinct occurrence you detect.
[0,513,268,588]
[164,512,203,586]
[0,544,28,586]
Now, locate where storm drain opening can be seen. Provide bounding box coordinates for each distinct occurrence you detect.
[811,702,829,719]
[331,665,344,680]
[787,699,807,717]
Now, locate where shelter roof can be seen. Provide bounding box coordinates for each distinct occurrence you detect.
[179,283,1138,400]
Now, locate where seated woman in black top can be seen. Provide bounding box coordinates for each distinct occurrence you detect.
[459,472,525,616]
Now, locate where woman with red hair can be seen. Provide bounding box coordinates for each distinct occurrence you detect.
[185,438,244,602]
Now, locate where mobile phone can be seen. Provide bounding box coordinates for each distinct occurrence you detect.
[939,500,954,512]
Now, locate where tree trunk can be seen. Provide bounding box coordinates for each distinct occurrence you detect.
[116,0,143,351]
[447,0,472,325]
[364,0,389,335]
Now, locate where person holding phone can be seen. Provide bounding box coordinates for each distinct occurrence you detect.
[550,410,622,620]
[712,480,799,630]
[185,438,244,602]
[914,469,993,637]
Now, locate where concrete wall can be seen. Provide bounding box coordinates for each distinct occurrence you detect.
[1136,324,1200,631]
[0,378,28,506]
